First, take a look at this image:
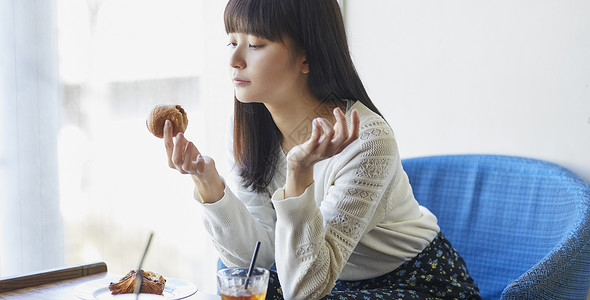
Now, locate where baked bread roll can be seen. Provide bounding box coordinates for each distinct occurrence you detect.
[147,104,188,138]
[109,270,166,295]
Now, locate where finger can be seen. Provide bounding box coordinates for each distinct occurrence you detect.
[318,118,335,143]
[182,141,199,172]
[195,154,206,173]
[315,118,334,154]
[196,154,217,174]
[299,119,322,159]
[172,133,189,174]
[342,109,360,148]
[308,118,322,145]
[163,120,175,168]
[331,107,348,145]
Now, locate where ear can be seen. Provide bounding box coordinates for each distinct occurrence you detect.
[301,57,310,74]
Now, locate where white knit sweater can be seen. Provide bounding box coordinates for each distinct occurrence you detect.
[196,100,439,300]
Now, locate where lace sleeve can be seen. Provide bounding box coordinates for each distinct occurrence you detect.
[272,117,400,299]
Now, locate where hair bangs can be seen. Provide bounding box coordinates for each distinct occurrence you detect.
[224,0,297,43]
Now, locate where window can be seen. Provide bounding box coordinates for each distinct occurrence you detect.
[1,0,232,294]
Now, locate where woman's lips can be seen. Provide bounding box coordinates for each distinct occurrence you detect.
[233,77,251,87]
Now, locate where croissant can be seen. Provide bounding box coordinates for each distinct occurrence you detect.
[108,270,166,295]
[146,104,188,139]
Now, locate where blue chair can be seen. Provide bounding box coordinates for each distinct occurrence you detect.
[402,154,590,300]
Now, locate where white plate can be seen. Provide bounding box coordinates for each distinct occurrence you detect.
[74,275,198,300]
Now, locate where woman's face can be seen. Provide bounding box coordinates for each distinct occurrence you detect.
[227,33,308,104]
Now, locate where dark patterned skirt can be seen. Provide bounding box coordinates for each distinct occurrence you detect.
[265,232,481,300]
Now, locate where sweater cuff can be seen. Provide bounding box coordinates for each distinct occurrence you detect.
[271,182,316,220]
[197,182,242,222]
[271,181,315,202]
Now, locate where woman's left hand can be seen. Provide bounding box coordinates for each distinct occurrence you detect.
[284,107,359,197]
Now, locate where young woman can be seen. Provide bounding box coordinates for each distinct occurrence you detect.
[164,0,481,299]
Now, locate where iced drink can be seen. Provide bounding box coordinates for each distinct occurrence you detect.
[217,267,269,300]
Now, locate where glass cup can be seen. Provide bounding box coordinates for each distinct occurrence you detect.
[216,267,269,300]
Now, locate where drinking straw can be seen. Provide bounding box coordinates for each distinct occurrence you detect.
[244,241,261,290]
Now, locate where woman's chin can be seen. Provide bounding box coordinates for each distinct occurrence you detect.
[235,95,262,104]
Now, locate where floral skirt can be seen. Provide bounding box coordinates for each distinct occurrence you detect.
[265,232,481,300]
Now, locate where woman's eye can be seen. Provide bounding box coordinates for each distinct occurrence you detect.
[226,42,237,48]
[249,44,264,49]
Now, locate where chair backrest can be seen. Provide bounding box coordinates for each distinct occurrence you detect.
[402,155,590,300]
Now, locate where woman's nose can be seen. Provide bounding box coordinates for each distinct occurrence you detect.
[229,48,246,69]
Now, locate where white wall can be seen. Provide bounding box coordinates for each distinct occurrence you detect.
[345,1,590,183]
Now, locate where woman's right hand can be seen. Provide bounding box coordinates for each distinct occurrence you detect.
[163,120,225,203]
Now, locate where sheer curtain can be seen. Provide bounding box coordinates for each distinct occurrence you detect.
[0,0,64,277]
[1,0,233,294]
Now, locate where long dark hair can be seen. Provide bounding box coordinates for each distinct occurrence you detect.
[225,0,383,193]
